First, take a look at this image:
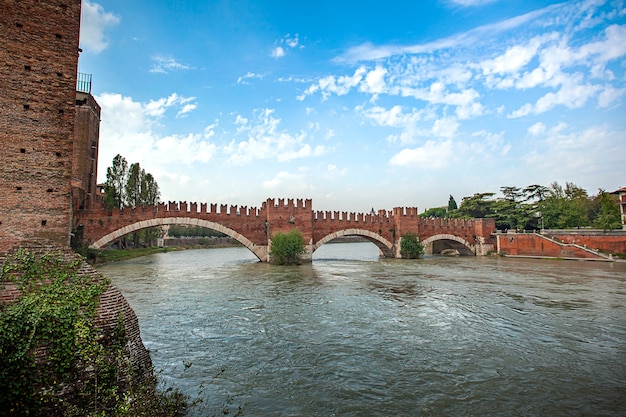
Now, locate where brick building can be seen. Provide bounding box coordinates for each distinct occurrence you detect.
[0,0,82,251]
[613,187,626,230]
[73,76,101,211]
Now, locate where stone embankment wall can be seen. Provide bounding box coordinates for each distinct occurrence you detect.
[548,230,626,255]
[496,232,621,260]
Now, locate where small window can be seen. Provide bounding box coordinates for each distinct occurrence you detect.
[47,188,53,193]
[23,104,29,110]
[20,148,26,153]
[58,109,64,114]
[55,152,62,157]
[41,220,47,226]
[56,72,63,77]
[16,186,22,191]
[16,23,23,28]
[55,34,62,39]
[24,65,31,71]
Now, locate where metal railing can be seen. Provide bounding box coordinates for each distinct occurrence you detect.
[76,72,92,94]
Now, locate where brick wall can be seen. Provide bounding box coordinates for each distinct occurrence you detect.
[496,233,613,260]
[549,232,626,255]
[72,91,101,210]
[0,0,81,251]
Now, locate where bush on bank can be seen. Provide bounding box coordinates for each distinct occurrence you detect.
[400,232,424,259]
[0,249,191,416]
[270,229,306,265]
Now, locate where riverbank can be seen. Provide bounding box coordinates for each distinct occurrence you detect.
[86,240,244,264]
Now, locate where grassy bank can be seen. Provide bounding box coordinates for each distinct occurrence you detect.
[86,242,242,264]
[87,247,178,264]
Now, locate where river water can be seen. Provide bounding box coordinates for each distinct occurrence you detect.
[97,243,626,416]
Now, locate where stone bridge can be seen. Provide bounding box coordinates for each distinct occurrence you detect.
[74,198,496,262]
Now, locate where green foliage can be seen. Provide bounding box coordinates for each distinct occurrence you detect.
[447,195,458,211]
[0,249,110,414]
[104,154,160,211]
[270,229,306,265]
[167,225,227,238]
[593,190,621,231]
[104,154,128,210]
[450,192,496,219]
[420,206,448,218]
[537,182,590,229]
[0,249,193,416]
[444,181,619,231]
[400,232,424,259]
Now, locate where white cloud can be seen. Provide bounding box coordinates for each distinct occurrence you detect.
[177,103,197,117]
[150,55,192,74]
[224,109,327,165]
[598,85,625,107]
[527,122,546,136]
[237,72,265,84]
[523,124,625,186]
[95,92,216,185]
[79,0,120,53]
[334,5,554,63]
[389,140,454,169]
[509,76,601,117]
[285,34,300,48]
[360,66,388,94]
[432,117,459,139]
[480,38,542,75]
[271,46,285,59]
[262,171,317,195]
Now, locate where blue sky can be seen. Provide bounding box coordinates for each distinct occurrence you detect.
[78,0,626,213]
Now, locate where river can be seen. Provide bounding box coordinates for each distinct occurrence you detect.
[96,242,626,416]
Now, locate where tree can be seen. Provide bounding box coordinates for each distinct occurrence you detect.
[103,154,128,210]
[539,182,589,228]
[270,229,306,265]
[447,195,458,211]
[451,192,496,219]
[400,232,424,259]
[593,190,621,231]
[420,207,447,218]
[125,162,142,209]
[103,155,160,211]
[102,155,161,248]
[141,173,160,207]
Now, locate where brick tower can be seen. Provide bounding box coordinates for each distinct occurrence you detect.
[0,0,82,251]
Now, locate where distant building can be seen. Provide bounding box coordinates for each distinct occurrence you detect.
[613,187,626,230]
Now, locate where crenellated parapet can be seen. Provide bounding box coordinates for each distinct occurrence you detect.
[73,198,496,262]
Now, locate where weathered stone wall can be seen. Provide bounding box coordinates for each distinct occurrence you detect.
[0,0,82,251]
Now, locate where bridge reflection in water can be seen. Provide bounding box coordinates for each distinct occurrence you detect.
[75,198,496,262]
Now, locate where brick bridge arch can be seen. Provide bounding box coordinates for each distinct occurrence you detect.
[90,217,268,261]
[312,228,395,258]
[75,198,497,262]
[421,234,475,255]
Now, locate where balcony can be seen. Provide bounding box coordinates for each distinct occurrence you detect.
[76,72,92,94]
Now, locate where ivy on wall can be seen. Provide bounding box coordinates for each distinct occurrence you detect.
[0,249,116,414]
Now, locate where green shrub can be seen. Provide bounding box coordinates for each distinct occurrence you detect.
[270,229,306,265]
[400,232,424,259]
